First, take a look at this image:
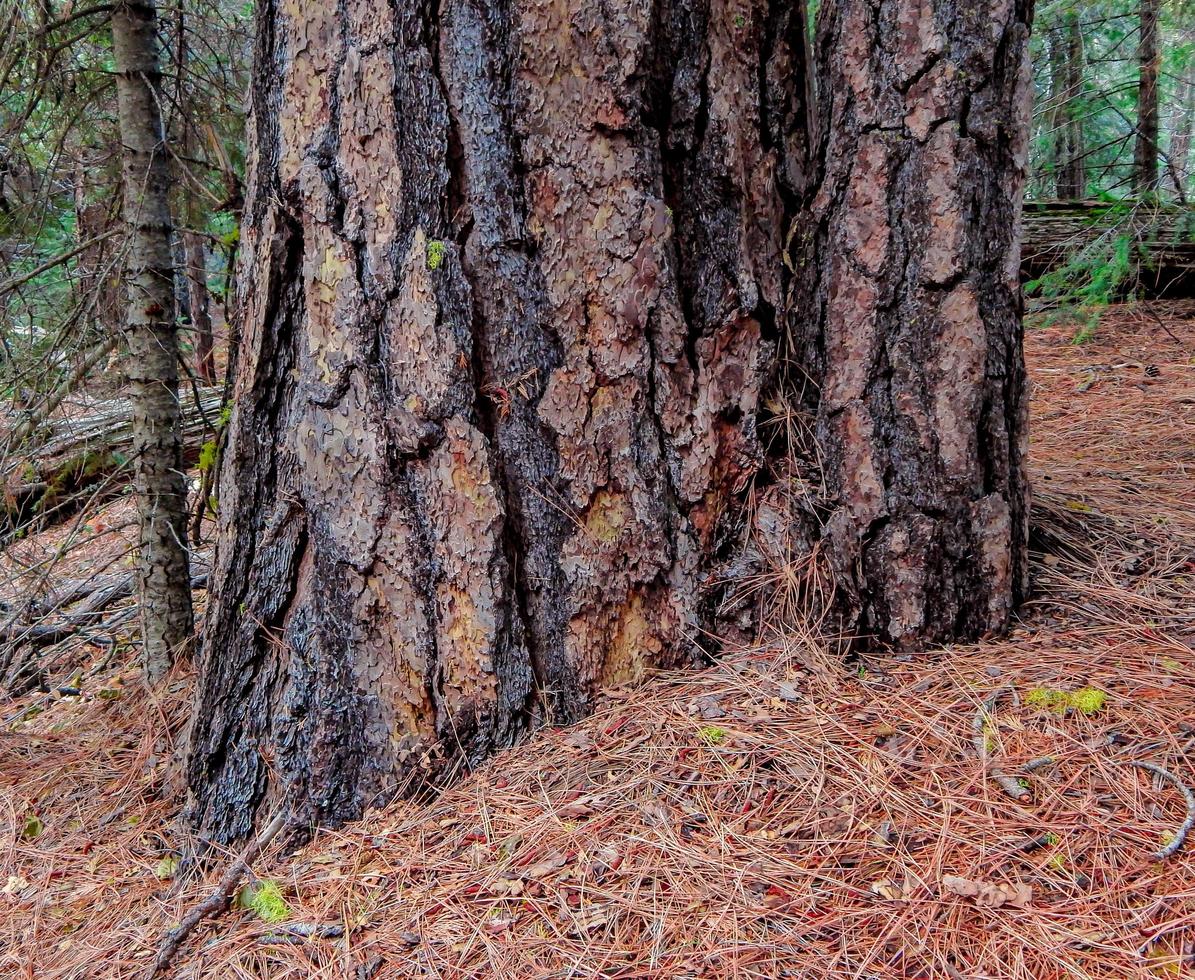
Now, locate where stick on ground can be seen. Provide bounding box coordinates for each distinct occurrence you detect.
[973,689,1030,801]
[146,810,290,977]
[1125,761,1195,859]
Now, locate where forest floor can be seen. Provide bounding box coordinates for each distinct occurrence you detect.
[2,302,1194,979]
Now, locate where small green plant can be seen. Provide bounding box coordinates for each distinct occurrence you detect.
[698,725,728,746]
[426,239,446,271]
[236,879,290,923]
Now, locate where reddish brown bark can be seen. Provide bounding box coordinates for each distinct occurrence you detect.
[187,0,810,841]
[791,0,1033,647]
[1134,0,1161,194]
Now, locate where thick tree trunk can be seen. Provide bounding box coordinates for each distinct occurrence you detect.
[112,0,194,683]
[187,0,810,840]
[1134,0,1161,194]
[792,0,1033,647]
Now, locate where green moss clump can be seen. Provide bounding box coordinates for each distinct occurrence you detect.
[1068,687,1107,715]
[20,814,43,840]
[198,439,218,472]
[426,239,446,271]
[236,879,289,923]
[698,726,728,746]
[154,856,179,879]
[1025,685,1108,715]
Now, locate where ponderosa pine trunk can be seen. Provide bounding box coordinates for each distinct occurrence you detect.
[187,0,811,840]
[1134,0,1161,194]
[112,0,194,683]
[791,0,1032,647]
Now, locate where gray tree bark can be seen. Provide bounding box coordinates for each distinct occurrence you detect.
[112,0,194,682]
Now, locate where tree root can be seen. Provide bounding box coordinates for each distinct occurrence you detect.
[146,810,290,978]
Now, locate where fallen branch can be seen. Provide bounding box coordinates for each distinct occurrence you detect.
[973,689,1030,801]
[2,390,221,535]
[1125,761,1195,859]
[146,810,290,978]
[259,922,345,944]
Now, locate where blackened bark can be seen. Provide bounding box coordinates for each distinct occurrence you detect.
[187,0,810,841]
[1134,0,1161,194]
[793,0,1033,647]
[112,0,194,682]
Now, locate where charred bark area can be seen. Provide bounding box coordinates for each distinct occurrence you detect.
[188,0,808,841]
[792,0,1033,648]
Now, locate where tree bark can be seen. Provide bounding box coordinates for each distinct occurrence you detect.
[1169,1,1194,199]
[1048,10,1085,199]
[792,0,1033,647]
[187,0,811,841]
[111,0,194,683]
[183,230,216,384]
[1134,0,1161,194]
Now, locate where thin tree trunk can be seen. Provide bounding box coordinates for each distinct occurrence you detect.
[183,230,215,384]
[187,0,811,841]
[1134,0,1161,194]
[111,0,194,683]
[1169,2,1194,198]
[173,12,217,386]
[792,0,1033,647]
[1053,11,1086,199]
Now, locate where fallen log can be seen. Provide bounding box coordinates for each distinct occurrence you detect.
[0,568,209,693]
[1,390,222,536]
[1022,200,1195,296]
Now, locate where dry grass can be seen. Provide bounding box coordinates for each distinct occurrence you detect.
[2,302,1194,979]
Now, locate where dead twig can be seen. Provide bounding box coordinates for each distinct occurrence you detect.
[259,922,345,944]
[974,689,1030,801]
[146,810,290,977]
[1125,761,1195,859]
